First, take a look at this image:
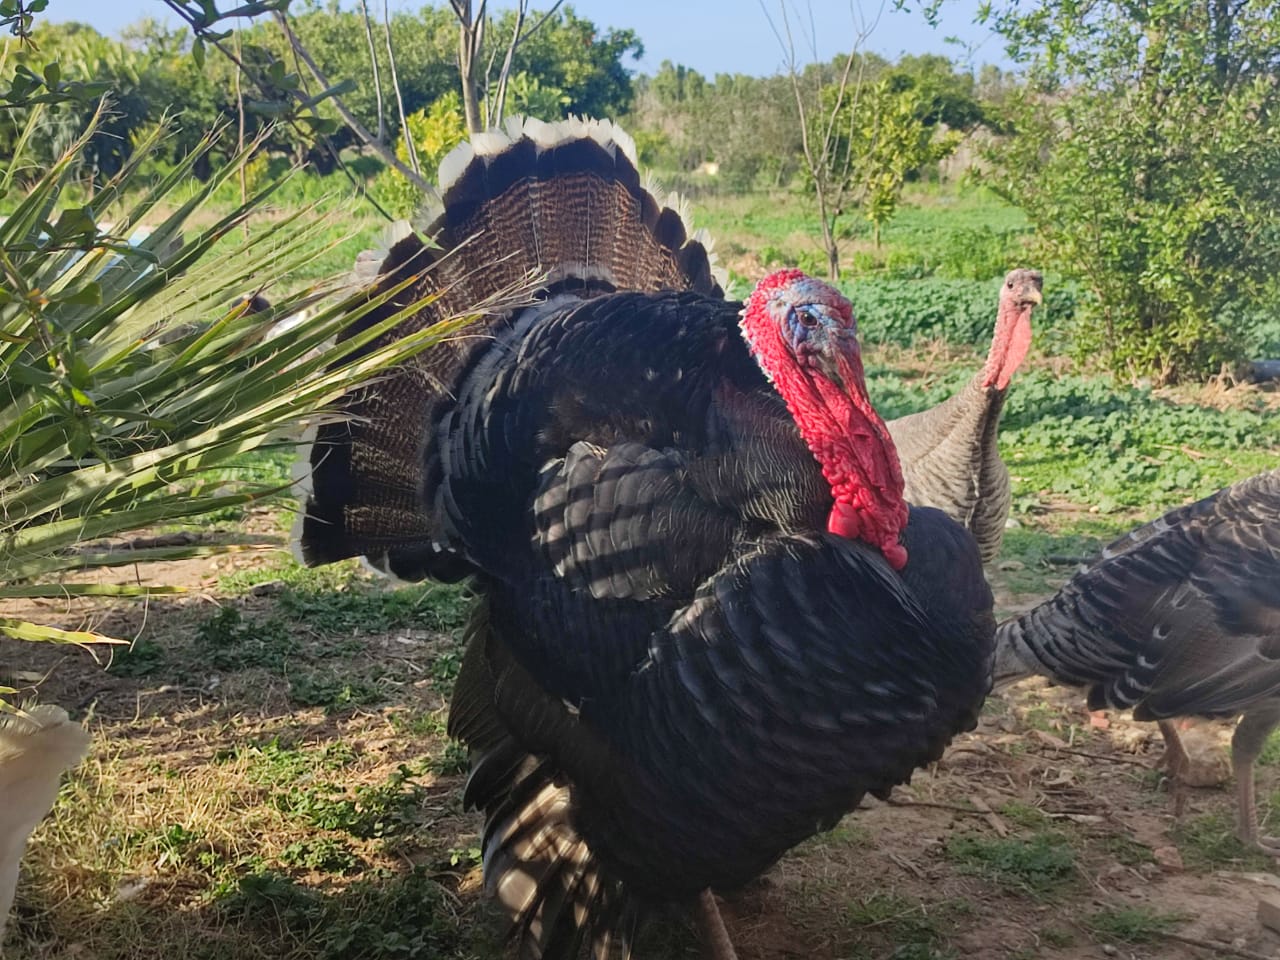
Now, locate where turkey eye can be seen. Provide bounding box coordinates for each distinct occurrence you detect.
[797,306,820,328]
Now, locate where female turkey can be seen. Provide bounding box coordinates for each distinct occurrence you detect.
[885,268,1042,564]
[298,117,995,958]
[995,467,1280,853]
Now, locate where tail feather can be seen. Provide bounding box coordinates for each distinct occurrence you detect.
[450,601,636,960]
[297,116,723,581]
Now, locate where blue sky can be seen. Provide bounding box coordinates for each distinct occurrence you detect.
[41,0,1009,76]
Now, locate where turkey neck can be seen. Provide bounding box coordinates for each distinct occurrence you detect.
[768,350,909,569]
[981,297,1034,391]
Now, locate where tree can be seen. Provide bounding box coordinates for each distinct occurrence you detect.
[830,80,959,248]
[982,0,1280,383]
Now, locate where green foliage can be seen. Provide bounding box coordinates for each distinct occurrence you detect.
[1083,907,1184,944]
[0,104,463,672]
[820,79,960,247]
[220,866,463,959]
[194,606,299,672]
[982,0,1280,383]
[278,837,364,875]
[998,371,1279,512]
[376,92,467,218]
[272,763,429,840]
[1172,811,1273,869]
[847,276,1076,345]
[945,832,1076,897]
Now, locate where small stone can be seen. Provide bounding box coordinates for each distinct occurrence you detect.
[1153,845,1184,873]
[998,559,1025,571]
[1258,892,1280,934]
[1102,945,1118,956]
[249,579,286,597]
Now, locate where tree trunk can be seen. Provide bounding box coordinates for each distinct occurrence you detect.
[453,0,486,134]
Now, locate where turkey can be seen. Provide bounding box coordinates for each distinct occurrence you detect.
[0,704,90,943]
[994,467,1280,853]
[885,268,1042,564]
[298,117,995,959]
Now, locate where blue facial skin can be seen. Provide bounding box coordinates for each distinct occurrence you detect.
[782,302,857,385]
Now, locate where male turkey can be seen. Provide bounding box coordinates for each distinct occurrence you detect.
[298,117,995,959]
[994,467,1280,853]
[0,704,90,942]
[885,268,1042,564]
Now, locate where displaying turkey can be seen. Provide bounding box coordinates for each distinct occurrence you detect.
[0,704,90,943]
[885,268,1042,564]
[298,117,995,959]
[994,467,1280,853]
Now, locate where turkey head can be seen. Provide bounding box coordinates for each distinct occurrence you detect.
[983,268,1043,391]
[739,268,909,568]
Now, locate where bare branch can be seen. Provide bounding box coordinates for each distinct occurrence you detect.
[451,0,487,133]
[762,0,882,280]
[382,0,421,176]
[358,0,386,143]
[272,10,432,191]
[491,0,527,125]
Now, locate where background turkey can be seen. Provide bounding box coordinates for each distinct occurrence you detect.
[994,467,1280,853]
[0,704,91,942]
[297,117,995,959]
[885,268,1042,564]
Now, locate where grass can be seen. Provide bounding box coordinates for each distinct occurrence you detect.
[945,831,1078,898]
[1172,811,1275,870]
[1082,906,1186,944]
[841,891,969,959]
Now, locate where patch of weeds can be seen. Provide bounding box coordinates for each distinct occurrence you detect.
[219,866,467,959]
[107,636,165,677]
[274,763,429,840]
[278,837,364,875]
[999,802,1050,829]
[195,606,298,671]
[430,740,469,776]
[388,709,447,737]
[1098,835,1156,867]
[222,559,472,636]
[1172,811,1272,870]
[1040,926,1074,947]
[841,893,966,960]
[430,648,463,693]
[445,845,482,868]
[289,670,383,711]
[1083,906,1184,944]
[1259,727,1280,766]
[1020,703,1063,734]
[945,832,1076,897]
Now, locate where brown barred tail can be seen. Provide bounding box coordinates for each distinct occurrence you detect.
[295,117,724,581]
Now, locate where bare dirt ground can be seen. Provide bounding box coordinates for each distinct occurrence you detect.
[4,518,1280,960]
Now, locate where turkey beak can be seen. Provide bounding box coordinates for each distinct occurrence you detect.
[828,333,866,394]
[1018,284,1043,310]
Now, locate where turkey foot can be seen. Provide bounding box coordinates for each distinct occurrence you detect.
[1156,719,1190,818]
[696,889,740,960]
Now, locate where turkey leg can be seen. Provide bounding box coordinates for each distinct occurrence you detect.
[697,889,740,960]
[1156,719,1191,818]
[1232,701,1280,855]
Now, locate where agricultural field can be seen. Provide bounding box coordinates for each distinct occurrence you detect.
[4,181,1280,960]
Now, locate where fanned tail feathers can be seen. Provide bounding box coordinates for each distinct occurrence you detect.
[448,599,636,960]
[297,116,724,581]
